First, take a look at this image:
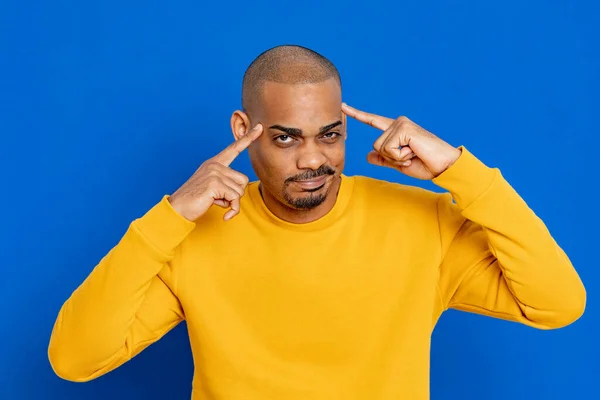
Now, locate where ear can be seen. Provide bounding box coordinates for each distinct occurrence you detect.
[230,110,251,140]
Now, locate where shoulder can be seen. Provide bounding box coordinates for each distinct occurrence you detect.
[349,174,447,212]
[346,175,458,249]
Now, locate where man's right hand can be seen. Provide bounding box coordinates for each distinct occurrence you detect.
[168,124,263,222]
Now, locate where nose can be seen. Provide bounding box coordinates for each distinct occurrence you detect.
[296,142,328,171]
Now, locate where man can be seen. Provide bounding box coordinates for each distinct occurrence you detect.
[48,45,586,399]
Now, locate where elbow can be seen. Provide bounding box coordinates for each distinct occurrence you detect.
[557,283,586,327]
[549,249,587,327]
[48,348,89,383]
[48,353,77,382]
[551,260,587,328]
[540,280,587,329]
[529,251,587,329]
[48,336,95,383]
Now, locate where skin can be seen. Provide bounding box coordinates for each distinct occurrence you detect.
[230,77,347,224]
[169,74,462,224]
[341,103,462,179]
[168,124,263,222]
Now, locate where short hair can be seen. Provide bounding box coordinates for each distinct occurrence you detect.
[241,44,342,112]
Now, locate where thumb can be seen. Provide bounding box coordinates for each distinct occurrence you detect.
[367,150,386,166]
[367,151,407,168]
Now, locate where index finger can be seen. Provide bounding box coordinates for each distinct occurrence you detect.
[214,123,263,166]
[342,103,394,131]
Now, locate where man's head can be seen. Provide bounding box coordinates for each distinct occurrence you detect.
[230,45,345,218]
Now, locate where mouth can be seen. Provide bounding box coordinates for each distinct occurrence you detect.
[293,175,328,191]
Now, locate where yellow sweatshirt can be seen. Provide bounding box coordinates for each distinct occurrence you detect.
[48,147,586,399]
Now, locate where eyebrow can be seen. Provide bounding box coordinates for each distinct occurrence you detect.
[269,120,342,136]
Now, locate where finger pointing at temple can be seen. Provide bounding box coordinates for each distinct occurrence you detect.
[342,103,395,131]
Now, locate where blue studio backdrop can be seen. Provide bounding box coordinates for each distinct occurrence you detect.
[1,1,598,399]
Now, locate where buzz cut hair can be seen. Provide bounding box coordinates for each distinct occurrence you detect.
[241,44,342,112]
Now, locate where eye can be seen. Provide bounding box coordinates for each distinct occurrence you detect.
[321,132,341,142]
[274,135,295,145]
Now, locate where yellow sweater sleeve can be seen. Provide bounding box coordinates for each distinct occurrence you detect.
[433,147,586,329]
[48,196,196,381]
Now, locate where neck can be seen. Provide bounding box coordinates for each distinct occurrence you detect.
[258,175,342,224]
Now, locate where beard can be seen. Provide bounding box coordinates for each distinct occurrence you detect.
[284,190,327,210]
[282,165,336,210]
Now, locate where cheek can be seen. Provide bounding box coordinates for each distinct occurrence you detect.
[326,142,346,164]
[251,145,294,179]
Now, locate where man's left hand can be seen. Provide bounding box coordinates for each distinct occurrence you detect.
[342,103,462,180]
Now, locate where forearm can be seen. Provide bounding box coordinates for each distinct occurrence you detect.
[434,148,586,328]
[48,196,196,380]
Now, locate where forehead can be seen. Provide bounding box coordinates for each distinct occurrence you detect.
[257,78,342,126]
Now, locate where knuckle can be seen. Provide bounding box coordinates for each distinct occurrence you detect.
[373,135,386,150]
[211,160,225,170]
[202,161,219,173]
[384,147,396,158]
[196,161,209,173]
[207,175,221,186]
[206,168,219,177]
[396,116,409,126]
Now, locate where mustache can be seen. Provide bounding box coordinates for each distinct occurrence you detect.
[285,165,335,183]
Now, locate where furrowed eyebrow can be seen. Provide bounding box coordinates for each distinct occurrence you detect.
[269,125,302,136]
[319,120,342,134]
[269,120,342,136]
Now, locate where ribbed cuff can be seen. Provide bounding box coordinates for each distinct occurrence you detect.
[432,146,498,210]
[132,195,197,257]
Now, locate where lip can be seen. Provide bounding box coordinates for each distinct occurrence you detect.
[293,175,328,190]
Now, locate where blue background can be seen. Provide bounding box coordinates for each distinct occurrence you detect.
[1,0,598,399]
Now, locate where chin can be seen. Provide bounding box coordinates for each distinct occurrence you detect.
[283,179,332,210]
[286,193,328,210]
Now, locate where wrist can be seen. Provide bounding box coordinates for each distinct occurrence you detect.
[167,195,194,221]
[432,146,496,209]
[445,147,462,167]
[134,195,197,257]
[433,146,462,177]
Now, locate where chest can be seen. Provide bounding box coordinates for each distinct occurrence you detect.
[177,226,442,368]
[179,226,440,325]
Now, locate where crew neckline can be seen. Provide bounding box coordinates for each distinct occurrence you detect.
[247,174,355,232]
